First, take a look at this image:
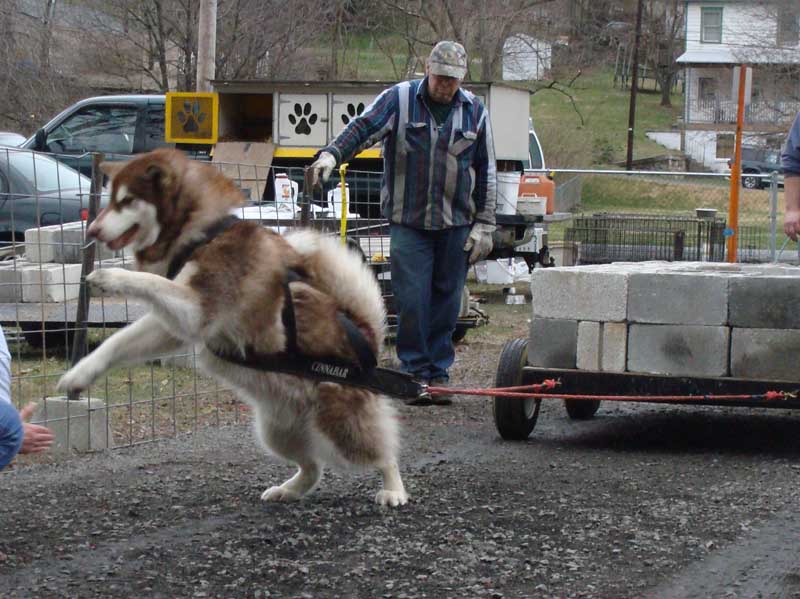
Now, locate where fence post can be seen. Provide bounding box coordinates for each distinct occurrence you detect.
[67,153,104,402]
[769,170,779,263]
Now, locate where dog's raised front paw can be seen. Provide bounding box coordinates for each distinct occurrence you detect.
[375,489,409,507]
[57,367,94,393]
[87,268,131,297]
[261,486,302,502]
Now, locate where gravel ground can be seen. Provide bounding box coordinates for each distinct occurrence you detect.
[2,293,800,598]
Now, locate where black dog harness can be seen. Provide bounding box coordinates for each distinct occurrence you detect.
[165,216,424,399]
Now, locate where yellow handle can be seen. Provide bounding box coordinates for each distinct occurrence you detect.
[339,163,349,245]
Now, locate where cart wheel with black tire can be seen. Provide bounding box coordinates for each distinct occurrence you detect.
[564,398,601,420]
[493,337,540,440]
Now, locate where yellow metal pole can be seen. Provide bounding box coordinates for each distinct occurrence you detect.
[727,64,748,263]
[338,163,349,245]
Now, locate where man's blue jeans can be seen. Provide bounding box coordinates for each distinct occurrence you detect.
[390,224,470,382]
[0,401,23,471]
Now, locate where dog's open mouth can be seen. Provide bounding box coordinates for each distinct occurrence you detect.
[106,224,140,251]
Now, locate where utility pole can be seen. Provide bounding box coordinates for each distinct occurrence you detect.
[625,0,644,170]
[196,0,217,92]
[727,65,748,263]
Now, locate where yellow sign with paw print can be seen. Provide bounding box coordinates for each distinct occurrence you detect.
[165,92,218,144]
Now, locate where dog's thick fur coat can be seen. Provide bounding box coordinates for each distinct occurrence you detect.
[57,149,408,507]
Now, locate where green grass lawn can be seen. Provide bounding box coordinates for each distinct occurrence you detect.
[529,68,684,167]
[326,39,684,168]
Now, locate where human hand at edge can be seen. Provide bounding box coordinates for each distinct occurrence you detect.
[785,209,800,242]
[19,403,54,454]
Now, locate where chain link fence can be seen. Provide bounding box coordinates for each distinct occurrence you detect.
[2,148,793,455]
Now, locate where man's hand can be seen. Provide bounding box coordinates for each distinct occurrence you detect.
[784,176,800,241]
[18,403,54,455]
[463,223,496,264]
[785,209,800,241]
[309,151,336,187]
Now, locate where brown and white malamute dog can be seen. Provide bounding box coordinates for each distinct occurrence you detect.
[57,149,408,507]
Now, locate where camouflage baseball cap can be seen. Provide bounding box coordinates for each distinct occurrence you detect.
[428,41,468,79]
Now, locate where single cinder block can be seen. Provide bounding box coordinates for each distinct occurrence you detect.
[627,324,729,377]
[729,276,800,329]
[601,322,627,372]
[577,321,600,370]
[0,260,25,302]
[531,266,629,322]
[529,318,578,368]
[33,396,114,453]
[20,263,82,302]
[25,222,117,264]
[730,328,800,380]
[627,272,728,325]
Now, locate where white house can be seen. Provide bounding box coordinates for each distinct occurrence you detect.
[676,0,800,171]
[502,34,552,81]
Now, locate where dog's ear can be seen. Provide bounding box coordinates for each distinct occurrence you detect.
[99,161,126,179]
[145,162,176,194]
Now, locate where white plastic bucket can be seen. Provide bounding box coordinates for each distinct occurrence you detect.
[496,172,521,215]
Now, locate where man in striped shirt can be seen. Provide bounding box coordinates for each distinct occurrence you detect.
[311,41,497,405]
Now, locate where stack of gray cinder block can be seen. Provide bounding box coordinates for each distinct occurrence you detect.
[530,262,800,381]
[5,222,131,303]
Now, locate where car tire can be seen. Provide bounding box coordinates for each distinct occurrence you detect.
[493,337,539,440]
[741,173,760,189]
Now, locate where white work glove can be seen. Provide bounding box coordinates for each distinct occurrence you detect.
[464,222,496,264]
[309,151,336,187]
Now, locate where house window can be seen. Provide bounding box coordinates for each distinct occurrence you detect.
[716,133,734,159]
[777,7,799,47]
[701,7,723,43]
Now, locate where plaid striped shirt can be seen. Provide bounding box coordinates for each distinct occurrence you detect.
[322,78,497,230]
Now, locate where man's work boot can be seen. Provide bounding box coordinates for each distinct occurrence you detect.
[426,377,453,406]
[405,377,434,406]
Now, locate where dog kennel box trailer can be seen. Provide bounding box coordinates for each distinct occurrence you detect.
[205,79,555,268]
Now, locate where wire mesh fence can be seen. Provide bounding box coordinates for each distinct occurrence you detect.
[543,168,791,266]
[1,149,795,455]
[1,149,400,454]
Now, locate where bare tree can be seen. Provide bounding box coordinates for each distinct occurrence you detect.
[641,0,684,107]
[38,0,57,71]
[371,0,556,82]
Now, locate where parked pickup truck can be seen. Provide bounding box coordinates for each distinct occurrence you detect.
[20,95,210,176]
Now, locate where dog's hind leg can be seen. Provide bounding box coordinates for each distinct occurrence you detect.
[375,461,409,507]
[261,462,322,502]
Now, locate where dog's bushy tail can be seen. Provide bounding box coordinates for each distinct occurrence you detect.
[284,230,387,349]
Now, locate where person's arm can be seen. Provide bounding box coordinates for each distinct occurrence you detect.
[321,86,399,166]
[785,176,800,241]
[471,106,498,227]
[782,113,800,240]
[0,327,53,456]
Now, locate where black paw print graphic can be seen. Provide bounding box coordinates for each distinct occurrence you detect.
[341,102,365,125]
[178,100,206,133]
[288,102,317,135]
